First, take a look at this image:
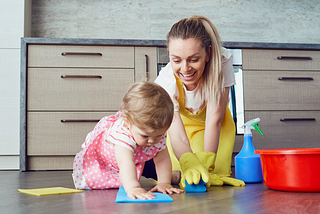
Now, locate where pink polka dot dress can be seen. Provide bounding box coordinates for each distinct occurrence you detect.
[72,112,167,190]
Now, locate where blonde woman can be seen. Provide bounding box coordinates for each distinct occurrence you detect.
[151,15,245,188]
[73,82,183,199]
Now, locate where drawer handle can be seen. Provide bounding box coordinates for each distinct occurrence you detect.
[61,52,102,56]
[280,118,316,122]
[61,119,100,123]
[61,75,102,79]
[145,54,149,81]
[278,77,313,81]
[277,56,312,60]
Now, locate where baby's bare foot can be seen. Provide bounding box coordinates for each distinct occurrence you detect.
[171,170,181,185]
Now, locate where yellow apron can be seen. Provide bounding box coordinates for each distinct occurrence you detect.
[167,77,235,176]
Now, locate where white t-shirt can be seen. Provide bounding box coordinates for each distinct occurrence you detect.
[155,47,235,113]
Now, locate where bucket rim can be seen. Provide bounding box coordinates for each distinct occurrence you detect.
[255,148,320,155]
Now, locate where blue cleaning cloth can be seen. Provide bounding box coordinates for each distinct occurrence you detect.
[185,179,207,192]
[115,186,173,203]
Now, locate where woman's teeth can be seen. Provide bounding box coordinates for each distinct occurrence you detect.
[182,72,196,77]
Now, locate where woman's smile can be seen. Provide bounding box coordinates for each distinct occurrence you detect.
[180,71,197,80]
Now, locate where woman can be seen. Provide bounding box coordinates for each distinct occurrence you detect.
[144,15,245,188]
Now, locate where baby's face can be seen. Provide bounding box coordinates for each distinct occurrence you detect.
[128,123,167,147]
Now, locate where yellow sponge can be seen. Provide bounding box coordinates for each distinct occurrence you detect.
[18,187,83,196]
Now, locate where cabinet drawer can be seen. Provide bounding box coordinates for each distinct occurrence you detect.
[244,70,320,110]
[27,156,74,170]
[27,68,134,111]
[243,49,320,70]
[245,111,320,150]
[28,45,134,68]
[27,112,115,156]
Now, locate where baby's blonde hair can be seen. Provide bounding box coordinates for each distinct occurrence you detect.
[167,15,224,108]
[121,82,174,133]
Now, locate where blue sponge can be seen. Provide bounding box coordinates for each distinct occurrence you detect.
[185,178,207,192]
[115,186,173,203]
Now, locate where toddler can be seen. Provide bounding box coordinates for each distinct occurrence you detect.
[72,82,183,199]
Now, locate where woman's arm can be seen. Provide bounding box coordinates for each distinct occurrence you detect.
[115,145,155,199]
[167,111,193,159]
[204,87,230,153]
[169,112,211,187]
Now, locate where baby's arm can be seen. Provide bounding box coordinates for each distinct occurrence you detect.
[115,145,155,200]
[150,147,184,194]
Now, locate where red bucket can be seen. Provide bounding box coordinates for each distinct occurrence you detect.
[255,148,320,192]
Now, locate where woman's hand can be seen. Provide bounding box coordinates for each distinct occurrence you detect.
[126,187,156,200]
[149,183,184,195]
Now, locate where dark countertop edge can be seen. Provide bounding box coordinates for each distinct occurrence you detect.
[21,37,320,50]
[21,37,167,47]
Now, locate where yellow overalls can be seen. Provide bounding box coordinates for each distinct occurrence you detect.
[167,77,235,176]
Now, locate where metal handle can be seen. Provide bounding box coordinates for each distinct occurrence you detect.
[61,75,102,79]
[280,118,316,122]
[277,56,312,60]
[61,119,100,123]
[145,54,149,81]
[278,77,313,81]
[61,52,102,56]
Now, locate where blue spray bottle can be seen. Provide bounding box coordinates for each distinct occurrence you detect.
[235,118,264,183]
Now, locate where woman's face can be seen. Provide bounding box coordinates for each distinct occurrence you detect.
[168,38,210,91]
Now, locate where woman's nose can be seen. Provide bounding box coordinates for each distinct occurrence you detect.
[181,61,189,72]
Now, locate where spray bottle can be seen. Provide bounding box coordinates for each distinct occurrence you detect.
[235,118,264,183]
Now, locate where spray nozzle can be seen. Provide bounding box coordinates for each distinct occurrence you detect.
[252,122,264,135]
[242,118,264,135]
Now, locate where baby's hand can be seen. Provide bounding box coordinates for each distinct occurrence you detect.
[149,183,184,195]
[127,187,156,200]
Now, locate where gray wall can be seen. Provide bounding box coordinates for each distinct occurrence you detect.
[32,0,320,44]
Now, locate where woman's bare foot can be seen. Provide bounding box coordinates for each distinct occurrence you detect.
[171,170,181,185]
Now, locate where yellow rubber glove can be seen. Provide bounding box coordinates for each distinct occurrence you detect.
[194,151,223,186]
[195,151,245,187]
[218,176,245,187]
[179,152,211,188]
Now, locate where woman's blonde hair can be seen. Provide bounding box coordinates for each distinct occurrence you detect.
[121,82,174,133]
[167,15,224,108]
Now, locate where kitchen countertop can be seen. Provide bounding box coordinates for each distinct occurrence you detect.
[1,170,319,214]
[21,37,320,50]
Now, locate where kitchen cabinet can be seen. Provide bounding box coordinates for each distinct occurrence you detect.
[22,42,157,170]
[242,49,320,149]
[21,39,320,170]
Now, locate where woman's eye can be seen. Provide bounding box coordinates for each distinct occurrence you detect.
[190,58,199,63]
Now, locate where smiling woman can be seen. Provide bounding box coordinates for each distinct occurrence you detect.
[143,15,245,188]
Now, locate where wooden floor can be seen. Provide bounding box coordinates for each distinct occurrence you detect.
[1,170,320,214]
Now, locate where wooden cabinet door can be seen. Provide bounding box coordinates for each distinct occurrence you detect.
[134,47,157,82]
[28,45,134,68]
[245,111,320,149]
[28,68,134,111]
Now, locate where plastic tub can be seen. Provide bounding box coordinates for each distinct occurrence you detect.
[255,148,320,192]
